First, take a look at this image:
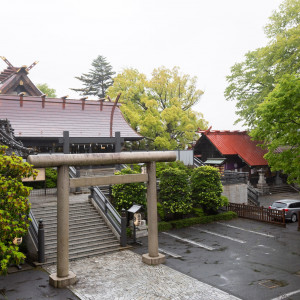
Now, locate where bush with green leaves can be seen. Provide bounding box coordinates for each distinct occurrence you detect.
[190,166,225,214]
[0,146,37,275]
[24,168,57,189]
[111,168,146,212]
[159,168,192,216]
[156,160,192,178]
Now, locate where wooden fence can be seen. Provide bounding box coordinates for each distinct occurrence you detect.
[226,203,286,227]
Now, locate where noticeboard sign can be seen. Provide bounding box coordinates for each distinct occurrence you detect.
[22,168,46,182]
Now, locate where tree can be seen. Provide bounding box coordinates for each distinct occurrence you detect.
[159,168,192,216]
[107,67,208,150]
[71,55,115,98]
[111,168,146,212]
[250,74,300,185]
[36,83,57,97]
[0,146,37,274]
[190,166,225,214]
[225,0,300,128]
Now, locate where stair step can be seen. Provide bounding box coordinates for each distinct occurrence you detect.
[45,237,118,251]
[43,219,107,230]
[43,247,120,265]
[34,215,102,224]
[45,232,116,245]
[44,226,112,237]
[45,243,120,260]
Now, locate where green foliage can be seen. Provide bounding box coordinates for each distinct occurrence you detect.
[71,55,115,98]
[36,83,57,98]
[157,202,165,221]
[107,66,208,150]
[157,211,237,231]
[225,0,300,128]
[24,168,57,189]
[190,166,224,214]
[192,207,205,217]
[111,168,146,212]
[0,146,37,275]
[45,168,57,188]
[159,168,192,215]
[250,74,300,185]
[156,160,191,178]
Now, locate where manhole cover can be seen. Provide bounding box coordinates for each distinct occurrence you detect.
[258,279,287,289]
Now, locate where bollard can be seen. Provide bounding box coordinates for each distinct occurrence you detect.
[38,219,45,263]
[120,209,127,247]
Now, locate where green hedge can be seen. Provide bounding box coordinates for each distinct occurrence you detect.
[158,211,237,231]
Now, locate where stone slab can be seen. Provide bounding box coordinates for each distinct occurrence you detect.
[45,250,241,300]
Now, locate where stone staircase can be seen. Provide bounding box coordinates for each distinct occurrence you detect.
[31,200,121,264]
[268,184,299,194]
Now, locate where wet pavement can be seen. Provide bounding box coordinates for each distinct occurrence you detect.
[133,218,300,300]
[0,265,79,300]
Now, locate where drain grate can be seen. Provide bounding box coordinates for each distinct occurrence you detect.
[258,280,282,289]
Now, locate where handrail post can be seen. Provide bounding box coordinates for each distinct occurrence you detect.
[120,209,127,247]
[38,219,45,263]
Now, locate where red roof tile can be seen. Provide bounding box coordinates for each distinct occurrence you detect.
[201,130,268,166]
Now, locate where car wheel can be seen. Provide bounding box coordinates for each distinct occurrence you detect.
[291,213,297,223]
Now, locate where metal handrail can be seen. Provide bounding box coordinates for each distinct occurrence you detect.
[69,166,77,178]
[29,210,38,247]
[247,184,260,206]
[194,157,205,167]
[91,186,122,235]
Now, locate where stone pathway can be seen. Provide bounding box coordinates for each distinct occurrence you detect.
[46,250,241,300]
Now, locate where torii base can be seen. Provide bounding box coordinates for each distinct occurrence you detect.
[49,271,77,288]
[142,253,165,265]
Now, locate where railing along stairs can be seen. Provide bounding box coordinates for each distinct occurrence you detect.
[89,186,127,247]
[194,156,205,167]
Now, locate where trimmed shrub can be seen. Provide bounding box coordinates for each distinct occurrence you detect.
[157,211,237,231]
[0,146,37,275]
[111,168,146,212]
[159,168,192,216]
[156,161,192,178]
[190,166,225,214]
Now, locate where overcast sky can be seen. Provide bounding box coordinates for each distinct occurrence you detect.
[1,0,283,130]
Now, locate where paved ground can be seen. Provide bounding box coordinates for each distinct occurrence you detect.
[1,191,298,300]
[259,192,300,208]
[45,250,241,300]
[133,218,300,300]
[0,266,79,300]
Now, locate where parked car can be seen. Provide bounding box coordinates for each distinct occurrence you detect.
[269,199,300,223]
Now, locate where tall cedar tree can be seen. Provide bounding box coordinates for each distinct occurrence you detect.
[71,55,115,98]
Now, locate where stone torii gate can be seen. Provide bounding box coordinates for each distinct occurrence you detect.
[28,151,176,288]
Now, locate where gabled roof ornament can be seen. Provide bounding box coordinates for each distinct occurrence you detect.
[0,56,13,68]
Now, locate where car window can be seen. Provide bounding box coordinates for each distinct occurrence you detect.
[272,202,287,208]
[291,202,300,208]
[289,203,295,208]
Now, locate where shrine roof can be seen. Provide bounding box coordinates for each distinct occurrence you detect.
[196,129,268,166]
[0,95,142,140]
